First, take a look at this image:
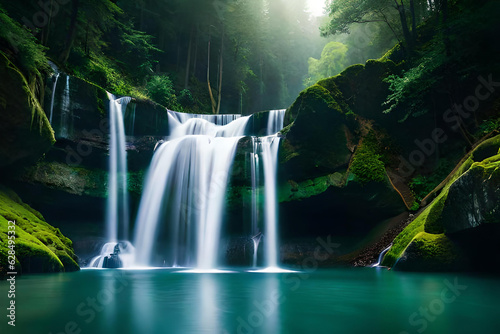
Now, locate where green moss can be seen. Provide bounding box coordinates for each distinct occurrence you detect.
[379,43,405,63]
[316,78,352,114]
[0,53,55,170]
[472,135,500,162]
[285,82,348,136]
[383,136,500,267]
[409,232,457,263]
[278,174,344,203]
[424,189,448,234]
[279,122,294,137]
[349,131,386,184]
[0,186,79,277]
[340,64,365,78]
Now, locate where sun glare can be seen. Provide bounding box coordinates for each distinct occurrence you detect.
[307,0,327,17]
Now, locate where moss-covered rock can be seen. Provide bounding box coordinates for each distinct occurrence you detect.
[18,161,145,198]
[382,135,500,271]
[349,130,386,184]
[281,84,354,181]
[0,53,55,172]
[278,173,345,203]
[393,232,458,271]
[441,153,500,233]
[0,186,79,278]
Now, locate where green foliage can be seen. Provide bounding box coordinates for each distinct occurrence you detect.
[178,89,195,108]
[304,42,348,87]
[321,0,390,36]
[0,6,49,77]
[146,75,177,108]
[476,118,500,137]
[350,131,386,184]
[409,159,454,202]
[382,40,445,120]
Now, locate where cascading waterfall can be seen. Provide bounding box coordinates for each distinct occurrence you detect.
[262,110,285,268]
[133,112,250,269]
[59,75,71,138]
[249,110,286,269]
[132,109,286,270]
[261,135,281,268]
[107,94,131,242]
[371,244,392,267]
[250,137,261,268]
[49,73,59,124]
[267,109,286,135]
[168,110,241,126]
[88,94,132,268]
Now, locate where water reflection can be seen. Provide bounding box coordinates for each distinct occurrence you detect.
[199,274,222,333]
[5,269,500,334]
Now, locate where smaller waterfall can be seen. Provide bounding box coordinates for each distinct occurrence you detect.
[106,94,131,242]
[59,76,71,138]
[250,137,260,236]
[49,73,60,124]
[88,94,132,269]
[261,135,281,268]
[267,109,286,135]
[251,233,262,268]
[371,244,392,267]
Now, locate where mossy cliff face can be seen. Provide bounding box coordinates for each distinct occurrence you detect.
[382,135,500,271]
[0,53,55,172]
[281,84,354,181]
[275,60,410,259]
[0,186,79,278]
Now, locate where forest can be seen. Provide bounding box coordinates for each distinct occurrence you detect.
[0,0,500,333]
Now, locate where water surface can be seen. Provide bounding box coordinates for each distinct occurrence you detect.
[1,268,499,334]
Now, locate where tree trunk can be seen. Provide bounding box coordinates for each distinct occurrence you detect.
[409,0,417,42]
[441,0,451,56]
[184,26,194,90]
[41,0,55,46]
[192,25,199,78]
[394,0,413,51]
[207,33,217,114]
[59,0,79,64]
[215,26,224,115]
[440,0,448,22]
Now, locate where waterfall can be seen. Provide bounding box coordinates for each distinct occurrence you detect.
[49,73,59,124]
[267,109,286,135]
[59,75,71,138]
[250,137,261,268]
[249,110,285,269]
[133,112,250,268]
[132,109,286,270]
[87,94,131,269]
[261,135,281,268]
[371,244,393,267]
[107,94,131,242]
[168,110,241,126]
